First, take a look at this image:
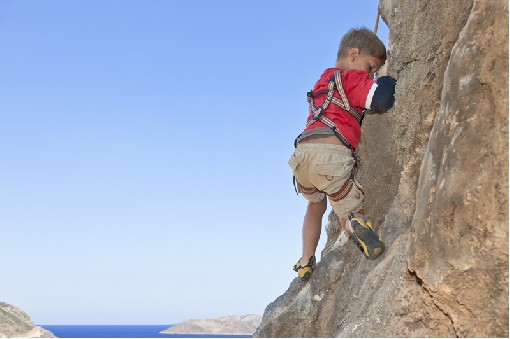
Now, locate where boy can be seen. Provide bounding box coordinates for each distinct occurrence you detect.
[289,28,396,282]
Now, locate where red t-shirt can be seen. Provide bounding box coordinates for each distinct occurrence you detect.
[303,68,377,148]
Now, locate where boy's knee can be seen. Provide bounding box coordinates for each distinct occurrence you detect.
[307,199,327,215]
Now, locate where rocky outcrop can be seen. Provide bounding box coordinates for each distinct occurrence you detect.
[254,0,508,337]
[407,0,509,335]
[0,302,55,338]
[161,314,262,335]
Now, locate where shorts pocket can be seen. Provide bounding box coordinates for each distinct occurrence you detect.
[315,162,351,179]
[313,161,352,192]
[288,152,303,172]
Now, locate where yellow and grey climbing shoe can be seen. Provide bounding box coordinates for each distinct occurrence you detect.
[348,213,385,260]
[293,255,316,282]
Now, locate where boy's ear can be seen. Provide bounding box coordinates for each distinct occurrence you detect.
[348,48,359,61]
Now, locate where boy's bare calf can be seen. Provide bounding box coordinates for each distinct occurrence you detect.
[300,199,327,267]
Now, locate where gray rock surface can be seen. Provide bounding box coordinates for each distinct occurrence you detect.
[254,0,508,337]
[161,314,261,335]
[0,302,55,338]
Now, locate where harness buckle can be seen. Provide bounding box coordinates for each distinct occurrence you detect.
[310,106,323,121]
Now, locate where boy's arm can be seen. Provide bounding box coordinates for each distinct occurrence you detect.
[342,65,396,113]
[368,61,396,114]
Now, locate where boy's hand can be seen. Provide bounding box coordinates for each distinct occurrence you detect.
[375,60,389,80]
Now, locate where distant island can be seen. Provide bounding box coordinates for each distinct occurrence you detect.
[160,314,262,335]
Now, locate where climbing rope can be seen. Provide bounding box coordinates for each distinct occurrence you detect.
[374,12,380,35]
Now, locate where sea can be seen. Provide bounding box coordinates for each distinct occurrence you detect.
[39,325,252,338]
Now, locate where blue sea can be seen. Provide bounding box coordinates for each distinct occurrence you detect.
[40,325,252,338]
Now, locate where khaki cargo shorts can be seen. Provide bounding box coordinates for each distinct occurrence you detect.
[288,143,364,218]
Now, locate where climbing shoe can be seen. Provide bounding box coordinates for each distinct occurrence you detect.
[348,213,385,260]
[293,255,316,282]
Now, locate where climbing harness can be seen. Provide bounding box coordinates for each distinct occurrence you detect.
[292,70,366,198]
[294,70,366,150]
[307,71,364,125]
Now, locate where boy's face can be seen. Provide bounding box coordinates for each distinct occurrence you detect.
[346,48,384,79]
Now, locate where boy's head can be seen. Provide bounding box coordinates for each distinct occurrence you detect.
[336,27,387,78]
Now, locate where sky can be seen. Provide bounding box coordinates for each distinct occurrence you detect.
[0,0,388,325]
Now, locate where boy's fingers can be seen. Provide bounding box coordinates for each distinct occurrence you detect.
[379,60,389,73]
[376,60,389,79]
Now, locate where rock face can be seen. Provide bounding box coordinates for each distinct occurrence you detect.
[161,314,262,335]
[0,302,55,338]
[254,0,508,337]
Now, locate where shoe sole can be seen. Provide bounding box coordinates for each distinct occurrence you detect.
[351,220,385,260]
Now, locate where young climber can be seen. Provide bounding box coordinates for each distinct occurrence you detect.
[289,27,396,282]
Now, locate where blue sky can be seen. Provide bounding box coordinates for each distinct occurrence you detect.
[0,0,388,325]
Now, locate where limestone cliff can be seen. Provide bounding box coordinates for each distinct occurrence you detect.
[254,0,508,337]
[0,302,55,338]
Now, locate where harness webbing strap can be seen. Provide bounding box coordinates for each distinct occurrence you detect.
[353,175,365,195]
[330,97,362,121]
[316,115,351,148]
[328,176,354,202]
[317,115,361,164]
[312,89,329,97]
[296,180,319,195]
[307,80,336,122]
[334,70,365,122]
[306,71,365,126]
[334,71,350,109]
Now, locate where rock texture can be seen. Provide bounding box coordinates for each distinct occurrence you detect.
[254,0,508,337]
[161,314,262,335]
[0,302,55,338]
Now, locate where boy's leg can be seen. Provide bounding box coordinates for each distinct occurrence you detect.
[301,198,327,266]
[295,144,384,259]
[328,182,385,259]
[289,149,327,267]
[291,176,326,280]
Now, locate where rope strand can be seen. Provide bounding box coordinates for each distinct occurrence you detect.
[374,12,380,34]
